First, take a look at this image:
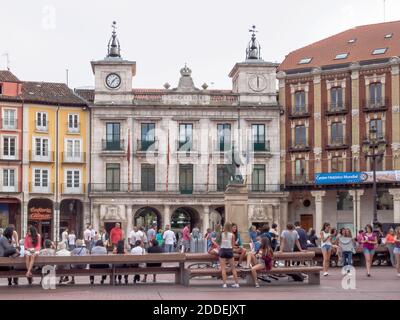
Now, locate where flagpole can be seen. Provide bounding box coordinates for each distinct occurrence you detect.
[166,128,170,192]
[127,128,131,192]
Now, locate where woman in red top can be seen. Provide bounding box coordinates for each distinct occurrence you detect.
[250,237,274,288]
[24,226,41,279]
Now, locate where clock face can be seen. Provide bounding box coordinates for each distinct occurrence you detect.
[248,74,267,92]
[105,73,121,89]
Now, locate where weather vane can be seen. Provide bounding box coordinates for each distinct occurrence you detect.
[112,21,117,33]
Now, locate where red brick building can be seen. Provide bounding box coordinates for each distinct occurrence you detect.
[0,71,23,232]
[278,21,400,233]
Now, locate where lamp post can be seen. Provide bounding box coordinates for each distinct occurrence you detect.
[362,128,386,226]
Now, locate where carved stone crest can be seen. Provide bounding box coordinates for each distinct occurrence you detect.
[101,205,125,221]
[251,205,266,221]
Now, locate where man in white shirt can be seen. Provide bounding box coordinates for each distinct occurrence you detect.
[163,224,176,253]
[61,228,69,246]
[83,225,92,250]
[129,226,144,249]
[68,231,76,250]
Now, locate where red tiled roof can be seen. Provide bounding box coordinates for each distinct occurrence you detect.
[279,20,400,72]
[0,70,20,82]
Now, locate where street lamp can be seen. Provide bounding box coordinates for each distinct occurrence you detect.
[362,128,386,225]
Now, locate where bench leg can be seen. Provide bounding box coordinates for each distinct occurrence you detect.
[308,272,320,285]
[111,265,115,286]
[246,274,255,286]
[182,270,190,287]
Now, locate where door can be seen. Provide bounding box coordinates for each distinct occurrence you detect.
[179,164,193,194]
[106,163,120,191]
[300,214,313,232]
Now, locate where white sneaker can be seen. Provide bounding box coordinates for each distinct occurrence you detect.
[222,284,227,288]
[231,283,240,288]
[323,272,329,276]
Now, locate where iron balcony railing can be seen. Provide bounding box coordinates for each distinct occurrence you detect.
[101,139,125,151]
[62,152,86,163]
[326,103,347,114]
[29,182,54,193]
[327,137,347,148]
[176,139,196,152]
[0,149,21,161]
[363,98,389,111]
[286,174,312,185]
[137,139,158,152]
[61,183,85,194]
[29,150,54,162]
[35,121,49,132]
[89,183,283,194]
[289,105,311,118]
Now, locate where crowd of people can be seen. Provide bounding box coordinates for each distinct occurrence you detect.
[0,219,399,288]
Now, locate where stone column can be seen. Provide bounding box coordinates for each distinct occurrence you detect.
[163,205,171,228]
[22,201,28,237]
[311,191,326,232]
[389,189,400,223]
[54,202,60,242]
[350,63,361,171]
[277,71,287,185]
[279,199,288,233]
[126,205,133,239]
[349,190,364,233]
[202,205,210,233]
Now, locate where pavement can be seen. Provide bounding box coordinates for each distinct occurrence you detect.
[0,267,399,300]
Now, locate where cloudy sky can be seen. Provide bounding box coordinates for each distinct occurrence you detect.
[1,0,400,90]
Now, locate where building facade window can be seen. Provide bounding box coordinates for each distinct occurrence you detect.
[369,82,383,107]
[295,159,306,182]
[66,169,81,192]
[68,114,79,133]
[178,123,193,151]
[2,168,15,191]
[3,136,16,158]
[377,190,393,210]
[330,87,343,110]
[2,109,17,129]
[294,90,306,112]
[331,122,344,145]
[294,125,306,146]
[369,119,384,139]
[36,112,48,131]
[337,191,353,211]
[65,139,81,161]
[217,123,231,152]
[35,137,49,158]
[140,123,156,151]
[141,164,155,191]
[106,123,121,150]
[252,164,265,191]
[106,163,120,191]
[331,156,344,172]
[33,168,49,192]
[252,124,266,151]
[179,164,193,194]
[217,164,231,191]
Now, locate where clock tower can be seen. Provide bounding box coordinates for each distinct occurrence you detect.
[229,26,278,105]
[91,22,136,104]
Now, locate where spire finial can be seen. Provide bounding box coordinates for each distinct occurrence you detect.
[246,25,261,60]
[107,21,121,58]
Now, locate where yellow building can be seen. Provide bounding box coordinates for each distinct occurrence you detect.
[22,81,89,241]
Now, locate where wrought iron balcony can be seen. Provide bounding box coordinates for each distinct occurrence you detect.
[289,105,311,118]
[101,139,125,152]
[137,139,158,152]
[362,98,389,112]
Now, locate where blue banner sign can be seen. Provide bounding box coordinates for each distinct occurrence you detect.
[315,171,400,185]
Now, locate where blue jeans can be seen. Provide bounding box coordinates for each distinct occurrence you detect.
[164,244,174,253]
[342,251,353,266]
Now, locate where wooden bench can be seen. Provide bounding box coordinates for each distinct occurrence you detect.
[0,253,186,285]
[308,246,390,267]
[183,252,322,286]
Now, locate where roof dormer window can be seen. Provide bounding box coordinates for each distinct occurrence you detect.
[384,33,393,39]
[334,53,349,60]
[372,48,388,55]
[298,58,312,65]
[348,39,356,44]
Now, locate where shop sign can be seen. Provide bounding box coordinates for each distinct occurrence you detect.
[29,207,52,221]
[315,171,400,185]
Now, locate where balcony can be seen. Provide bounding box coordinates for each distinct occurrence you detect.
[29,150,54,162]
[0,184,20,193]
[362,98,389,112]
[136,139,158,152]
[0,149,21,161]
[62,152,86,163]
[253,141,271,152]
[325,104,347,116]
[66,122,80,134]
[101,139,125,155]
[326,137,348,150]
[289,143,311,153]
[61,183,85,194]
[288,105,311,119]
[286,174,313,186]
[29,182,54,194]
[177,139,195,152]
[89,183,282,194]
[35,121,49,132]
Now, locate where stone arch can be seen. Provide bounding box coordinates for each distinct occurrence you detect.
[134,207,162,229]
[171,207,200,232]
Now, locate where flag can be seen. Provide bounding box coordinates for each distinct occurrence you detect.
[127,128,131,191]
